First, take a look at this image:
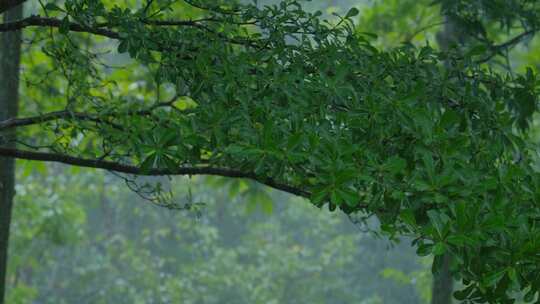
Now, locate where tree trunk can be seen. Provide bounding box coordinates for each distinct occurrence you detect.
[430,15,462,304]
[431,254,454,304]
[0,4,23,303]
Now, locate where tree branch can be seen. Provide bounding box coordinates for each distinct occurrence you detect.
[0,15,261,49]
[0,98,180,130]
[0,15,120,38]
[476,29,537,63]
[141,17,256,26]
[0,146,310,198]
[0,110,98,130]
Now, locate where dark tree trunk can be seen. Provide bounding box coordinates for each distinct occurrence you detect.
[0,4,22,303]
[431,254,454,304]
[430,15,463,304]
[0,0,26,15]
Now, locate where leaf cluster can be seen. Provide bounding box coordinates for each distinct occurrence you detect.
[6,0,540,302]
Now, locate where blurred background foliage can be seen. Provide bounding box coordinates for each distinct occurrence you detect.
[6,0,540,303]
[8,169,430,303]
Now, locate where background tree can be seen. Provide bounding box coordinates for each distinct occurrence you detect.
[0,3,22,302]
[7,171,433,303]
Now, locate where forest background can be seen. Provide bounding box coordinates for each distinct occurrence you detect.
[1,0,540,303]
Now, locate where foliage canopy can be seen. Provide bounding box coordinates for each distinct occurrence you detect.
[1,0,540,302]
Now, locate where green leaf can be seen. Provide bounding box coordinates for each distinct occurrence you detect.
[427,210,449,238]
[421,151,435,179]
[466,44,488,57]
[447,235,476,246]
[454,285,475,301]
[286,133,302,150]
[400,210,416,227]
[416,243,433,256]
[139,153,156,173]
[330,190,341,205]
[440,109,460,129]
[44,3,63,11]
[431,255,444,274]
[337,188,358,206]
[225,144,246,155]
[173,96,198,110]
[507,267,518,285]
[413,179,431,191]
[483,269,506,287]
[311,188,329,206]
[345,7,360,18]
[59,16,70,34]
[524,289,536,302]
[432,242,447,256]
[118,40,128,53]
[382,156,407,174]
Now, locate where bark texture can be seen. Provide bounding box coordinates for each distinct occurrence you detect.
[0,3,22,303]
[431,15,461,304]
[431,254,454,304]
